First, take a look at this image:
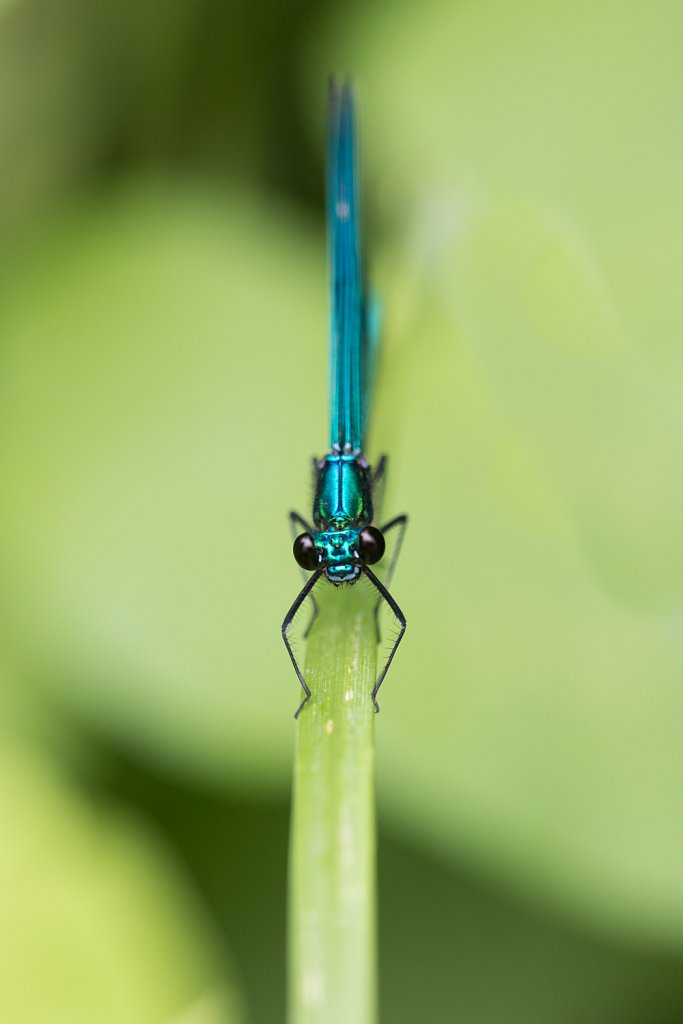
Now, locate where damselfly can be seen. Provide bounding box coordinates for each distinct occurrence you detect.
[282,82,407,717]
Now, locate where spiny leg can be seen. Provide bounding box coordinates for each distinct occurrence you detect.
[363,566,406,713]
[288,510,319,638]
[373,514,408,642]
[371,454,387,488]
[370,455,387,524]
[379,514,408,587]
[282,569,324,717]
[289,510,314,534]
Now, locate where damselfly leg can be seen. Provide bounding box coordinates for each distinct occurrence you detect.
[370,512,408,642]
[289,510,319,638]
[282,569,324,717]
[362,567,407,712]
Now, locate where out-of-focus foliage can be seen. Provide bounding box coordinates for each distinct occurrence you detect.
[1,0,683,1020]
[0,727,239,1023]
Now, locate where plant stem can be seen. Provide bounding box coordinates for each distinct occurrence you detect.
[287,583,377,1024]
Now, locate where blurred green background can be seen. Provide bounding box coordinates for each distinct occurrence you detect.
[2,0,683,1020]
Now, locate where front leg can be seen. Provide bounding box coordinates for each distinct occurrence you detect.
[363,566,407,713]
[289,510,319,638]
[282,569,324,717]
[371,454,387,488]
[289,510,314,535]
[373,514,408,642]
[379,514,408,589]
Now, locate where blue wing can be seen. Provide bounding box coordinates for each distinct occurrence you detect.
[327,81,368,453]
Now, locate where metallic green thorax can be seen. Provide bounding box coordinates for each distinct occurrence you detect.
[312,453,373,583]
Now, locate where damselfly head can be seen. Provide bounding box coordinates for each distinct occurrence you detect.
[314,527,362,583]
[294,524,386,585]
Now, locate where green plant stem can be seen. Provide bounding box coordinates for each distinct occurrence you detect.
[288,584,377,1024]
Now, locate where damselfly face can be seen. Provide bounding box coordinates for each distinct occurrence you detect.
[318,528,362,585]
[292,525,386,585]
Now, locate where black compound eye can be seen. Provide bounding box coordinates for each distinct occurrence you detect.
[293,532,320,571]
[358,526,385,565]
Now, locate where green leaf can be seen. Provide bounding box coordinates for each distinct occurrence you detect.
[289,584,377,1024]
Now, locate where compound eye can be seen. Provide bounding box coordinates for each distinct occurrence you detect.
[358,526,385,565]
[293,532,320,571]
